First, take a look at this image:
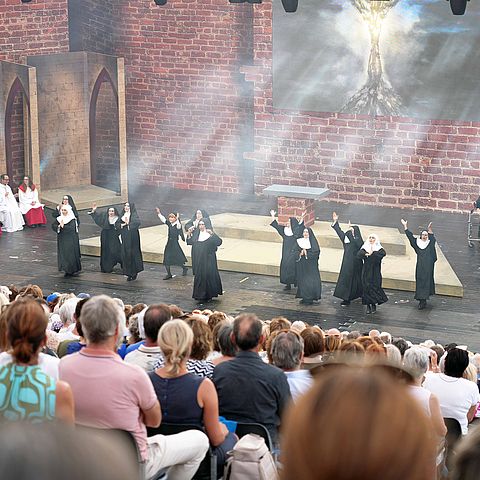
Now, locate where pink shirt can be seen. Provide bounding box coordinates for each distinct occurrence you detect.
[59,349,157,461]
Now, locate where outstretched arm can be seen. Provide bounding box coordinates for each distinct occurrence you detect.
[331,212,346,242]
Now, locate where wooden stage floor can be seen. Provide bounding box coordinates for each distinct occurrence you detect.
[1,187,479,350]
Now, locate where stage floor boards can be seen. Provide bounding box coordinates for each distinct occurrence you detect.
[1,187,480,350]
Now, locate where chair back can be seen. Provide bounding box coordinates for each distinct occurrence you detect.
[234,422,273,452]
[147,423,216,480]
[443,417,462,469]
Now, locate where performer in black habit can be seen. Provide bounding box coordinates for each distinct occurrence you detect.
[52,204,81,277]
[156,207,188,280]
[401,219,437,310]
[186,220,223,303]
[269,209,304,290]
[120,202,144,281]
[331,212,363,306]
[293,227,321,305]
[53,195,80,225]
[89,204,122,273]
[357,233,388,314]
[185,209,212,231]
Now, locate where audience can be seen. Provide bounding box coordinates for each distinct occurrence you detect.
[211,323,237,366]
[213,313,291,445]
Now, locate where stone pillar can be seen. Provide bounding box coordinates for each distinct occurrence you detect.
[278,197,315,227]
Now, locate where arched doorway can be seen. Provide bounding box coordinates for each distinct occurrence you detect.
[5,77,29,190]
[89,69,120,193]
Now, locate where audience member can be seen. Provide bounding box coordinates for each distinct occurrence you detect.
[300,326,324,369]
[392,337,410,357]
[213,313,291,444]
[183,316,215,378]
[211,323,237,366]
[59,295,208,480]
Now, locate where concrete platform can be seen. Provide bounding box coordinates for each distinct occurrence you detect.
[41,185,127,211]
[80,213,463,297]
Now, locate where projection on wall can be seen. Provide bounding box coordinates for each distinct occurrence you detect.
[273,0,480,121]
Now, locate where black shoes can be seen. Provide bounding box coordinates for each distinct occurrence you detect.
[284,284,292,291]
[300,299,313,305]
[371,304,376,313]
[418,300,427,310]
[127,274,138,282]
[340,300,350,306]
[163,274,173,280]
[182,267,188,276]
[366,304,372,314]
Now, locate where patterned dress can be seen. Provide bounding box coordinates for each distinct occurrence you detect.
[0,364,56,422]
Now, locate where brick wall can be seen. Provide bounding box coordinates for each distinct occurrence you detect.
[8,91,25,188]
[0,0,69,63]
[92,80,120,192]
[247,2,480,212]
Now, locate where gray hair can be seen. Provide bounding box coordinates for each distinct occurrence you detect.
[59,298,79,326]
[271,331,304,371]
[380,331,392,344]
[217,324,237,358]
[80,295,124,345]
[403,346,429,379]
[385,344,402,366]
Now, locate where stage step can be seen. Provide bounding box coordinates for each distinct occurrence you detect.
[80,213,463,298]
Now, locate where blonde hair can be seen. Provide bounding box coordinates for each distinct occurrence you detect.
[463,363,477,383]
[157,319,193,376]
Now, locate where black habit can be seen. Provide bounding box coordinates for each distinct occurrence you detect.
[161,216,187,267]
[332,223,363,301]
[293,229,322,303]
[270,218,303,286]
[405,229,437,301]
[185,210,212,274]
[187,231,223,301]
[52,195,80,225]
[91,209,122,273]
[52,218,81,275]
[357,248,388,306]
[120,204,144,278]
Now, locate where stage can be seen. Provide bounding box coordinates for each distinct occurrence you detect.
[1,188,479,350]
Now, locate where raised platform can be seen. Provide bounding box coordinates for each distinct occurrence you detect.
[80,213,463,297]
[41,185,127,211]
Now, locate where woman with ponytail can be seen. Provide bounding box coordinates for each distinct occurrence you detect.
[0,298,74,423]
[149,319,237,470]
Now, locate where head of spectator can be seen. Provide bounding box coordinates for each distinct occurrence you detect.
[430,344,445,364]
[339,341,365,356]
[385,344,402,366]
[463,363,477,383]
[326,328,341,338]
[17,284,43,300]
[356,336,375,351]
[271,331,304,372]
[169,304,184,319]
[444,348,470,378]
[207,311,229,333]
[58,298,79,330]
[7,285,18,302]
[392,337,409,357]
[127,314,141,344]
[444,342,458,352]
[72,298,89,339]
[290,321,306,335]
[212,324,237,366]
[324,334,342,353]
[123,304,133,320]
[143,304,172,347]
[380,331,392,344]
[269,317,291,335]
[471,353,480,377]
[281,366,436,480]
[366,343,387,358]
[369,329,380,339]
[111,297,124,311]
[54,293,76,313]
[451,424,480,480]
[232,313,263,352]
[185,317,213,360]
[46,292,60,312]
[80,295,124,350]
[301,327,325,357]
[403,346,429,383]
[157,319,193,376]
[347,330,361,341]
[131,303,147,316]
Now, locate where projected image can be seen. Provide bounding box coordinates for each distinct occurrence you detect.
[273,0,480,121]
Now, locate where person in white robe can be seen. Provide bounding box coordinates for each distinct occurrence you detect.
[0,174,24,233]
[18,175,47,227]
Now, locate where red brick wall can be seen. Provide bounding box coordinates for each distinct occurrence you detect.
[248,2,480,212]
[92,80,120,192]
[7,91,25,188]
[0,0,69,63]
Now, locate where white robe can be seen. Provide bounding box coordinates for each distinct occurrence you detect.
[0,184,24,232]
[18,186,44,215]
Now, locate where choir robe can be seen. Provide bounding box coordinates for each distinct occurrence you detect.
[332,222,363,302]
[120,216,144,278]
[52,219,81,275]
[293,231,322,303]
[270,218,303,286]
[357,248,388,306]
[158,214,187,267]
[405,229,437,301]
[0,183,24,232]
[18,185,47,226]
[187,231,223,301]
[91,211,122,273]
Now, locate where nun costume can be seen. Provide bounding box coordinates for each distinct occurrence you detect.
[120,202,144,281]
[52,204,81,277]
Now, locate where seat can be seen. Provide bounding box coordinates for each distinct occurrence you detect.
[76,425,167,480]
[234,422,274,452]
[443,417,462,469]
[147,423,217,480]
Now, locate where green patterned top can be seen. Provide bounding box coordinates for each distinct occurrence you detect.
[0,364,56,422]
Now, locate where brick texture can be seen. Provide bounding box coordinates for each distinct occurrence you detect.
[278,197,314,227]
[8,91,25,188]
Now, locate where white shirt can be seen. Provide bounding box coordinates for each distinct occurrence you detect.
[409,385,432,417]
[18,186,44,215]
[0,183,24,232]
[284,369,313,402]
[0,351,60,380]
[124,346,164,372]
[423,373,479,434]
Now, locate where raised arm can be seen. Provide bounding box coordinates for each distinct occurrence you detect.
[331,212,346,243]
[402,219,418,251]
[269,209,284,236]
